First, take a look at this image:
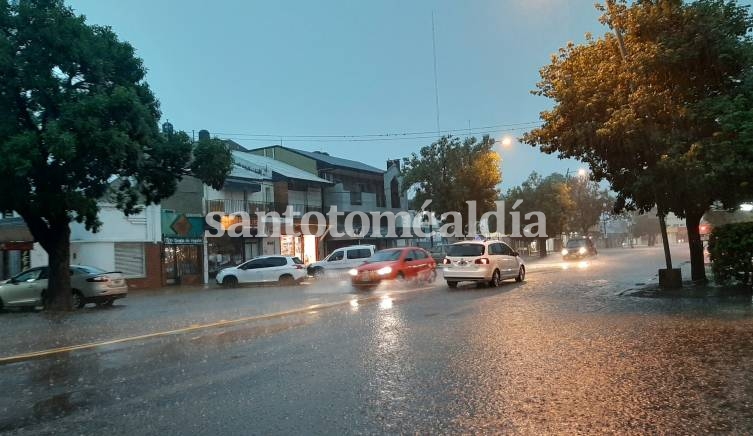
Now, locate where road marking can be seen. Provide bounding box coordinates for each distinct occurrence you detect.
[0,285,435,365]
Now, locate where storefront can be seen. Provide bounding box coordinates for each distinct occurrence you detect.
[207,235,264,279]
[0,218,34,280]
[161,212,205,286]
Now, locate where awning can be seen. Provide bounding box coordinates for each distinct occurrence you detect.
[0,218,34,246]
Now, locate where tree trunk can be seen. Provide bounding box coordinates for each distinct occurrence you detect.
[538,237,548,257]
[686,212,707,283]
[41,224,73,311]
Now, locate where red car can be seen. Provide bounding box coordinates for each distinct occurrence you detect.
[349,247,436,291]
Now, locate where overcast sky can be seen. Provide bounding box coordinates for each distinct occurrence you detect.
[67,1,630,188]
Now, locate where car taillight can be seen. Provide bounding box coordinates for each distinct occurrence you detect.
[442,258,451,264]
[293,265,304,269]
[86,276,109,282]
[475,258,489,265]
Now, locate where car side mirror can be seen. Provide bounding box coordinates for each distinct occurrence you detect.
[512,251,519,257]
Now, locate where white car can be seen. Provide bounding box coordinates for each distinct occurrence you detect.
[442,240,525,288]
[216,256,306,287]
[307,244,376,277]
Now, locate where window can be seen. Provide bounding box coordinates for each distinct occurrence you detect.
[73,265,106,275]
[346,248,371,260]
[268,257,287,267]
[370,250,403,262]
[292,257,304,265]
[412,249,428,260]
[328,251,344,261]
[350,191,362,205]
[115,243,145,278]
[14,268,42,282]
[447,243,485,257]
[241,258,270,269]
[489,244,503,255]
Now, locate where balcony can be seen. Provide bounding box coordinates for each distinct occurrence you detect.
[205,200,322,216]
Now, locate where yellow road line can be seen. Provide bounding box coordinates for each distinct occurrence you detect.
[0,285,434,365]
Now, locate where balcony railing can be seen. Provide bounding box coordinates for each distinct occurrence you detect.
[205,200,322,215]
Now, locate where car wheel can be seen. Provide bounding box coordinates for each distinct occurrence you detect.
[395,272,406,282]
[489,269,501,287]
[96,299,115,308]
[222,276,238,288]
[447,281,458,288]
[72,290,85,309]
[312,267,324,278]
[425,269,437,284]
[279,274,296,286]
[515,266,526,282]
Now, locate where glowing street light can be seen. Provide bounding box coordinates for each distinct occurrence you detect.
[500,136,513,148]
[577,168,588,177]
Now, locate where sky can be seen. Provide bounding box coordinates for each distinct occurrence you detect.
[67,0,610,189]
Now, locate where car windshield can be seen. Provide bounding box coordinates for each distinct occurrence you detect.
[369,250,403,262]
[566,240,588,248]
[447,244,485,257]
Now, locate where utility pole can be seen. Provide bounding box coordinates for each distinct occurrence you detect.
[431,11,441,138]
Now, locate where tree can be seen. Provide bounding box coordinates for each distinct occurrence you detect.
[503,172,575,257]
[0,0,232,310]
[568,176,614,235]
[402,135,502,232]
[523,0,753,282]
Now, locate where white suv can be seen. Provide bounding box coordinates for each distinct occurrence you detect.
[216,256,306,287]
[307,245,376,277]
[442,240,525,288]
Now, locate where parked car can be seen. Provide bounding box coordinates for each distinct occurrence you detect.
[307,244,376,277]
[0,265,128,309]
[428,244,449,264]
[561,238,598,260]
[216,255,306,287]
[349,247,436,291]
[442,240,525,288]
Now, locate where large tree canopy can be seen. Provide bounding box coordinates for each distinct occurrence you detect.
[523,0,753,281]
[402,135,502,231]
[0,0,231,310]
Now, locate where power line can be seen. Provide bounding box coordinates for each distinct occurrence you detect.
[209,120,541,140]
[217,125,537,144]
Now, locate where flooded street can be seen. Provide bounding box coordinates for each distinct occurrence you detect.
[3,247,753,434]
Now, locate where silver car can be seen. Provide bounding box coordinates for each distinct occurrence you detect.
[0,265,128,309]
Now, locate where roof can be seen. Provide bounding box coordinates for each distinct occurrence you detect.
[231,151,331,184]
[250,145,384,174]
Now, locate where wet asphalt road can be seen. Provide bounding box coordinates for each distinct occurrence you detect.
[3,247,753,434]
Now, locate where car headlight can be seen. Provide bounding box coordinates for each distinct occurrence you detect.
[348,268,358,276]
[578,247,587,254]
[377,266,392,276]
[561,249,568,256]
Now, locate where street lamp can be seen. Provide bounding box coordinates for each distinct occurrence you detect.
[500,136,513,148]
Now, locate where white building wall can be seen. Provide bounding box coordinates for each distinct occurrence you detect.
[70,204,160,243]
[70,242,116,271]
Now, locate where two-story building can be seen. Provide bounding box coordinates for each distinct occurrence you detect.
[246,145,413,256]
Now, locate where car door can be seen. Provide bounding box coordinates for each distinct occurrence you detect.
[345,248,371,269]
[411,249,431,279]
[263,256,288,282]
[325,249,346,271]
[4,268,45,306]
[499,243,518,278]
[237,258,268,284]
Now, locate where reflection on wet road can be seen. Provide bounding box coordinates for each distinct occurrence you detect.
[3,247,753,434]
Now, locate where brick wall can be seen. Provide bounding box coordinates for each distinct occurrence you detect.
[125,242,163,289]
